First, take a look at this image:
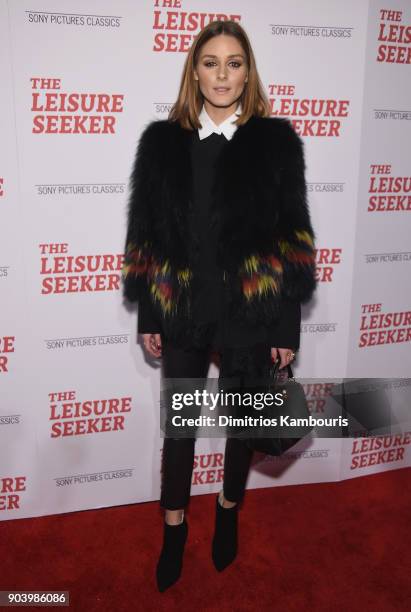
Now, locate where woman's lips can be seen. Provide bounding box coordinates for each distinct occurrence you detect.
[214,87,230,93]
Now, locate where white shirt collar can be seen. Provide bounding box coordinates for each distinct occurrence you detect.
[198,103,242,141]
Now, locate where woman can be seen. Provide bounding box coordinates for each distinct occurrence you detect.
[122,20,316,592]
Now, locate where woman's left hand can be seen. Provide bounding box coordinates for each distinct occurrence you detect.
[271,347,296,369]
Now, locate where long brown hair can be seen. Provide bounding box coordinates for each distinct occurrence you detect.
[168,20,271,130]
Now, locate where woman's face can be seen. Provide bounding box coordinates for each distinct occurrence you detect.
[194,34,248,111]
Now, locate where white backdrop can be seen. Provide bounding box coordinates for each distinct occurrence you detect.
[1,0,410,520]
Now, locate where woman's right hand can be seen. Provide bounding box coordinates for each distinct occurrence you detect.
[142,333,162,358]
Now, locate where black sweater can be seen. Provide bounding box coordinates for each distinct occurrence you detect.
[137,130,301,350]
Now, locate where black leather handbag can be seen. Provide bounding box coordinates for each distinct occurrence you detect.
[244,359,314,456]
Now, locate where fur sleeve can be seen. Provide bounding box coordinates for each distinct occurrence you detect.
[276,120,317,303]
[121,120,160,303]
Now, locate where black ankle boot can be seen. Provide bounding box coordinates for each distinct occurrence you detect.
[156,517,188,592]
[212,493,238,572]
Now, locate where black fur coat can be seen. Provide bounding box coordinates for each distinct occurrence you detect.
[122,114,317,347]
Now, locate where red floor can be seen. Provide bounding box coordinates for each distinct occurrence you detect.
[2,467,410,612]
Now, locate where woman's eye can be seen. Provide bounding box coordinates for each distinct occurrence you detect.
[203,61,243,68]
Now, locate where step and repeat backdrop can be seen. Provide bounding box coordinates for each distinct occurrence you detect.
[1,0,410,520]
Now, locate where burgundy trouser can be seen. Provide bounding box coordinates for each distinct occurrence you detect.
[159,338,272,510]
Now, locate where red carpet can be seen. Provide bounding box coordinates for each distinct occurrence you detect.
[2,467,410,611]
